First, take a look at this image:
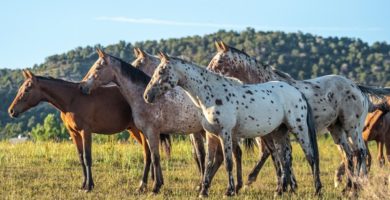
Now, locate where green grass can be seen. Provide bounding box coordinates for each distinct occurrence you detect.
[0,137,387,199]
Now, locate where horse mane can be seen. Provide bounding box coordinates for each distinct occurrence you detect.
[36,76,78,86]
[272,68,294,81]
[228,46,251,58]
[109,55,151,85]
[170,56,243,84]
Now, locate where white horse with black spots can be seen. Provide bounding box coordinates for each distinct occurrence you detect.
[144,53,322,196]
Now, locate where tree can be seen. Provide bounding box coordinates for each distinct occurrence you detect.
[31,114,68,141]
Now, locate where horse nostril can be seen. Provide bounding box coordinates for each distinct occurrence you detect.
[9,109,15,117]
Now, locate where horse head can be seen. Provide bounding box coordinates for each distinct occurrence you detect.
[144,52,179,103]
[8,70,42,118]
[131,48,160,76]
[80,49,118,94]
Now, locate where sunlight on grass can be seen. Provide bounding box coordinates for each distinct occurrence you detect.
[0,137,388,199]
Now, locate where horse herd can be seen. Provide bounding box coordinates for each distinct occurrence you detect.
[8,41,390,197]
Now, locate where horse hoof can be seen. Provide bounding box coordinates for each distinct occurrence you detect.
[137,186,147,193]
[148,192,158,197]
[224,190,235,197]
[199,190,209,198]
[195,185,201,192]
[235,184,242,194]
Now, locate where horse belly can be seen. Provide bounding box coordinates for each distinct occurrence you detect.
[235,107,284,137]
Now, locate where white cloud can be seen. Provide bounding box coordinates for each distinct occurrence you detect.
[95,16,382,32]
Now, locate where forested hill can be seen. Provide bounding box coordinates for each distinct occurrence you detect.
[1,28,390,139]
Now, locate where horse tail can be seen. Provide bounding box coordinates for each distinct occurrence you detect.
[160,134,171,158]
[302,94,319,167]
[242,138,257,152]
[358,85,390,112]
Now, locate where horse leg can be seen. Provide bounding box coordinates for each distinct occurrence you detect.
[271,126,295,195]
[345,117,368,178]
[232,138,243,194]
[246,137,271,186]
[334,161,346,188]
[385,141,390,166]
[135,130,151,193]
[377,141,385,167]
[145,131,164,194]
[329,126,354,193]
[81,131,94,191]
[218,128,235,197]
[68,128,87,190]
[290,125,322,194]
[199,132,223,197]
[189,132,206,191]
[365,141,372,172]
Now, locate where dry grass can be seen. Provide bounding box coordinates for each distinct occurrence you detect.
[0,136,387,199]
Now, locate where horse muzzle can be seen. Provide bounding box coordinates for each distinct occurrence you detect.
[79,84,92,95]
[144,92,156,104]
[8,108,19,118]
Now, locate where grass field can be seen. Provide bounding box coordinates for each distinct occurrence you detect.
[0,136,388,199]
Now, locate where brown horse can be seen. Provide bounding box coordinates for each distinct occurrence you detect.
[364,104,390,167]
[8,70,170,192]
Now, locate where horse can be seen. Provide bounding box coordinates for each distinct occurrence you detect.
[207,41,390,191]
[335,99,390,187]
[79,49,217,195]
[131,48,209,191]
[8,70,171,192]
[143,52,322,196]
[131,48,296,195]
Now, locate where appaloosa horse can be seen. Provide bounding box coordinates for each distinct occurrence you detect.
[144,53,321,196]
[79,49,216,195]
[208,41,390,191]
[8,70,170,192]
[131,48,207,189]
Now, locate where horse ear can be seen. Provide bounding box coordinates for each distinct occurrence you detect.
[158,52,164,60]
[215,41,223,52]
[96,48,106,58]
[25,70,37,81]
[133,48,139,57]
[96,48,108,63]
[137,48,145,58]
[159,52,169,62]
[219,41,228,52]
[22,69,30,79]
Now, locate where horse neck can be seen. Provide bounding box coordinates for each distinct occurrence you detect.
[37,78,78,112]
[112,67,148,109]
[176,61,233,105]
[214,52,278,84]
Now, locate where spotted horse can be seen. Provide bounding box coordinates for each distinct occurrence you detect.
[208,41,390,192]
[144,53,321,197]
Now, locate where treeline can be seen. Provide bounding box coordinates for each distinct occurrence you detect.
[1,28,390,140]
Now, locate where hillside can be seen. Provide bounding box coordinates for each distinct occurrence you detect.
[1,28,390,139]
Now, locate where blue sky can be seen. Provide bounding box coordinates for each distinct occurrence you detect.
[1,0,389,69]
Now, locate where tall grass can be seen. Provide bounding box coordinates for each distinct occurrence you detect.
[0,137,387,199]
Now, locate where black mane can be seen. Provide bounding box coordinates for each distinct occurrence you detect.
[36,75,78,85]
[228,46,251,58]
[109,55,151,85]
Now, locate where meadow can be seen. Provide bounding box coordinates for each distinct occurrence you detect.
[0,136,388,199]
